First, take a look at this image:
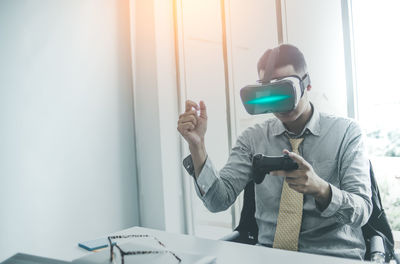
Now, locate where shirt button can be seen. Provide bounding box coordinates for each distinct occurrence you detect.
[202,185,206,189]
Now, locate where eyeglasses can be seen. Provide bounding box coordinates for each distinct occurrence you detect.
[107,234,181,264]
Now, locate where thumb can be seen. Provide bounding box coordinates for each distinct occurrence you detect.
[284,149,310,169]
[199,100,207,119]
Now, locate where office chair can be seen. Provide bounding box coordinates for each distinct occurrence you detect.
[220,162,399,263]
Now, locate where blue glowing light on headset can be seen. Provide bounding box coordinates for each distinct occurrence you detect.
[246,94,291,104]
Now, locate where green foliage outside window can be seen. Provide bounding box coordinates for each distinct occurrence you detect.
[366,128,400,231]
[366,129,400,157]
[379,180,400,231]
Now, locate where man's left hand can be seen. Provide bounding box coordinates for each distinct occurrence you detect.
[270,149,332,210]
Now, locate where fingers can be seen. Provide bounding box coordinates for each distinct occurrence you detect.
[181,122,195,131]
[283,149,310,169]
[177,122,195,134]
[179,100,205,137]
[177,109,197,134]
[269,170,307,193]
[285,176,303,184]
[269,171,305,192]
[199,100,207,119]
[283,149,290,155]
[282,176,305,192]
[288,183,305,193]
[178,110,197,130]
[185,100,199,112]
[178,113,197,126]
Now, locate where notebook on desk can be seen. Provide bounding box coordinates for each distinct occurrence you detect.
[72,240,216,264]
[2,253,72,264]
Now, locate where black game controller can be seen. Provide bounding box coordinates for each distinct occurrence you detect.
[251,154,299,184]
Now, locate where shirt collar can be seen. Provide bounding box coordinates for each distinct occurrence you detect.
[271,103,321,137]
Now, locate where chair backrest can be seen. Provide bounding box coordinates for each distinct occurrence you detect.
[234,181,258,245]
[362,161,395,262]
[236,161,395,261]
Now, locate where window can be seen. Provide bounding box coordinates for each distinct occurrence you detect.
[352,0,400,235]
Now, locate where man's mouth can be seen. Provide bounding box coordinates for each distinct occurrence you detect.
[276,110,293,117]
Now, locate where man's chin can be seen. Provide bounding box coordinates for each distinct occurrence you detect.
[274,111,297,122]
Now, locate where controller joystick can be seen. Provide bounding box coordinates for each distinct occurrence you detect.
[251,154,298,184]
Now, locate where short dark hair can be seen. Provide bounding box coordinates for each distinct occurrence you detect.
[257,44,308,82]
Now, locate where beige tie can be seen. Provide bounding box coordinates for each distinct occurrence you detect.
[273,137,304,251]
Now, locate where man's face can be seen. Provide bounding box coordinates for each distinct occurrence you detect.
[266,65,310,123]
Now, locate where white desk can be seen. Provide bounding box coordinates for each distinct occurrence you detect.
[64,226,363,264]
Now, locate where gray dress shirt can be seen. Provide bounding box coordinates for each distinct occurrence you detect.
[183,106,372,260]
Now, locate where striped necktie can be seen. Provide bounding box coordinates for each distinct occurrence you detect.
[273,137,304,251]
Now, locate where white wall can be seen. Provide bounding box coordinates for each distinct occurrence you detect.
[226,0,279,134]
[0,0,139,261]
[283,0,348,116]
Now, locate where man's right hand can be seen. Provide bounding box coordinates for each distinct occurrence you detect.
[177,100,208,148]
[177,100,208,180]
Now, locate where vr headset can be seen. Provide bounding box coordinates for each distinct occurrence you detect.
[240,74,311,115]
[240,46,311,115]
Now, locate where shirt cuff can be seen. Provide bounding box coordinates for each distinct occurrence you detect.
[195,157,217,195]
[183,155,195,176]
[320,184,343,218]
[182,154,217,196]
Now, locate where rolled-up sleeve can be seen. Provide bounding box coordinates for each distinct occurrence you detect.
[182,133,253,213]
[320,121,372,227]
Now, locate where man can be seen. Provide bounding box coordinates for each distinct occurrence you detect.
[177,44,372,259]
